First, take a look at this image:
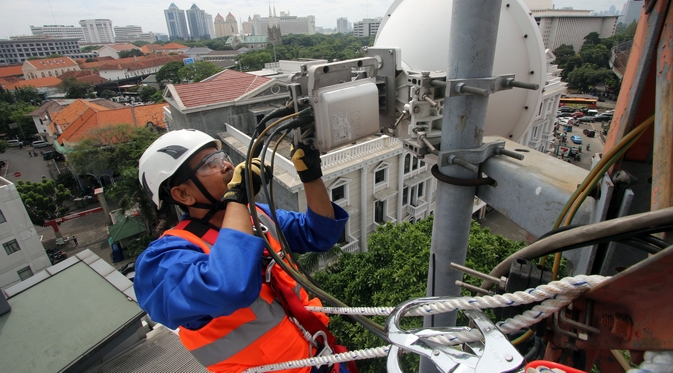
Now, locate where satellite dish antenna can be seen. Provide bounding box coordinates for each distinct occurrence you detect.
[375,0,546,141]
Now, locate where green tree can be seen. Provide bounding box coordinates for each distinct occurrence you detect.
[81,45,103,52]
[139,86,158,102]
[178,61,222,82]
[156,61,184,87]
[0,140,7,153]
[16,178,72,226]
[100,90,117,99]
[12,86,41,104]
[132,41,150,47]
[119,49,145,58]
[311,217,525,373]
[68,125,160,226]
[60,77,96,99]
[150,90,165,103]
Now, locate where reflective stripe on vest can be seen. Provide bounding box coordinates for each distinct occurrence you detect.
[161,208,319,372]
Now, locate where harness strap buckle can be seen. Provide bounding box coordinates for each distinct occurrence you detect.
[312,330,333,358]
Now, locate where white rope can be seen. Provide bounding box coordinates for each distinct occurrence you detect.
[306,275,607,316]
[242,275,608,373]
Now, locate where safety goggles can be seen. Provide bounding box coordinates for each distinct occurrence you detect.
[192,150,232,177]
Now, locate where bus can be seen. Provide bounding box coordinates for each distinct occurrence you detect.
[559,97,597,109]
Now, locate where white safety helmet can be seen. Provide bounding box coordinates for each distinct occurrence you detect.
[139,129,221,209]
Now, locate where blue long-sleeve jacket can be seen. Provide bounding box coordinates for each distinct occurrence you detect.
[134,203,348,330]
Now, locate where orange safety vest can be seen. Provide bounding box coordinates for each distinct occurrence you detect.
[161,207,330,373]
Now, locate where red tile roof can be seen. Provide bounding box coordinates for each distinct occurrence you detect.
[0,76,21,87]
[0,65,24,78]
[141,43,188,53]
[57,103,168,144]
[172,70,271,108]
[25,57,78,70]
[105,43,140,51]
[3,76,62,90]
[79,55,185,72]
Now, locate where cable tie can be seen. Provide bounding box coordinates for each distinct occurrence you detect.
[535,312,543,318]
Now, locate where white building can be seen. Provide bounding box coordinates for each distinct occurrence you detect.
[337,17,349,34]
[522,49,567,153]
[113,25,155,43]
[353,18,382,37]
[22,56,81,80]
[0,178,50,290]
[30,25,86,42]
[79,19,115,44]
[164,3,190,40]
[620,0,644,25]
[523,6,618,53]
[96,43,141,59]
[251,9,316,36]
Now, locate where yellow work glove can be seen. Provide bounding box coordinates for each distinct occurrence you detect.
[291,142,322,183]
[221,158,272,206]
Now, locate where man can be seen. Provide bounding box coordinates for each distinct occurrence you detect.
[134,129,350,373]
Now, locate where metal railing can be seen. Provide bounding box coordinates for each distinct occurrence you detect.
[406,200,428,216]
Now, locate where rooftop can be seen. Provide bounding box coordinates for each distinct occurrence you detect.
[102,43,140,51]
[168,69,271,109]
[24,57,78,70]
[3,76,62,90]
[0,65,24,77]
[0,250,144,373]
[79,54,185,72]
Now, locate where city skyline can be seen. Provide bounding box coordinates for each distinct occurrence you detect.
[1,0,627,40]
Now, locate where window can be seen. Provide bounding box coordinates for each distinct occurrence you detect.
[374,200,384,223]
[375,169,385,184]
[412,157,418,170]
[0,210,6,223]
[18,266,33,281]
[418,182,424,197]
[404,154,411,173]
[331,185,345,201]
[402,187,409,205]
[3,239,21,255]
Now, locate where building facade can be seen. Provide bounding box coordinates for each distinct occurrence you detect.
[22,56,81,80]
[0,178,50,290]
[337,17,349,34]
[251,9,316,36]
[79,19,116,44]
[531,9,618,52]
[353,18,382,37]
[112,25,155,43]
[96,43,141,59]
[242,16,254,35]
[521,49,567,153]
[0,38,86,66]
[215,12,239,37]
[186,4,213,40]
[30,25,86,42]
[620,0,643,25]
[164,3,190,40]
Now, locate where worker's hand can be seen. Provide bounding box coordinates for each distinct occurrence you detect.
[221,158,273,206]
[291,142,322,183]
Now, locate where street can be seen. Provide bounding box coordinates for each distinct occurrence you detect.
[0,144,54,183]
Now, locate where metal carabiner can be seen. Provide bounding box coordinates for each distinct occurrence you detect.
[385,297,523,373]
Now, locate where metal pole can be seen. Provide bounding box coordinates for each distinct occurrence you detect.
[420,2,501,371]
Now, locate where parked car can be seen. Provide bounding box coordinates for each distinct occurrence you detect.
[594,114,612,122]
[583,129,596,137]
[570,135,583,144]
[42,151,64,161]
[587,109,599,116]
[571,112,584,118]
[579,116,596,122]
[32,140,51,148]
[564,125,573,132]
[557,112,572,118]
[559,106,574,112]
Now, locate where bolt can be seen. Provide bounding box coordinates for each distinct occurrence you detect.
[433,349,440,356]
[421,71,430,77]
[388,49,393,54]
[413,105,421,114]
[314,99,318,103]
[602,313,632,340]
[504,353,513,362]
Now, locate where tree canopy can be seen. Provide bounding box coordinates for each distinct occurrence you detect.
[139,86,158,102]
[178,61,222,82]
[16,178,72,226]
[310,217,525,372]
[156,61,184,87]
[0,86,40,140]
[60,77,96,99]
[119,49,144,58]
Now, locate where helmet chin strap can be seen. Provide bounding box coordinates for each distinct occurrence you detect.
[187,175,228,224]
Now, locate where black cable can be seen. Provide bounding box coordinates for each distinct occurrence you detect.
[619,238,662,255]
[532,224,673,258]
[637,234,670,249]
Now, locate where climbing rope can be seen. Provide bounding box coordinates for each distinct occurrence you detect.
[242,275,608,373]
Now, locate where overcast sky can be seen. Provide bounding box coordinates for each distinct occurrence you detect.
[0,0,626,40]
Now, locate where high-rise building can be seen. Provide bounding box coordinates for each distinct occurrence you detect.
[186,4,213,40]
[79,19,115,44]
[215,13,239,38]
[337,17,349,34]
[353,18,382,37]
[164,3,190,40]
[242,16,254,35]
[30,25,86,42]
[620,0,643,25]
[113,25,143,42]
[0,38,90,65]
[531,9,618,52]
[205,12,215,40]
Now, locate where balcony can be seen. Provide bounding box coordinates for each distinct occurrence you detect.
[406,200,428,217]
[340,240,360,254]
